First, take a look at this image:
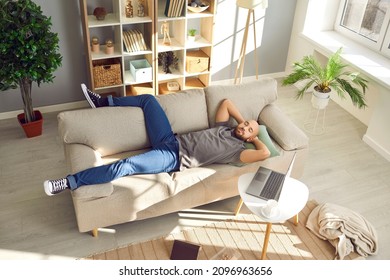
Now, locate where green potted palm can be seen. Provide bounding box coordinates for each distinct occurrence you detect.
[0,0,62,137]
[282,48,368,110]
[188,28,197,42]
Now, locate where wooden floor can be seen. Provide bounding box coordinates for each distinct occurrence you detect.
[0,81,389,260]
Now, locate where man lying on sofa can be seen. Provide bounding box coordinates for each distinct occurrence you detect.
[44,84,270,196]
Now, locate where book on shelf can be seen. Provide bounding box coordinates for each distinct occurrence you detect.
[164,0,171,17]
[123,29,148,53]
[165,0,185,17]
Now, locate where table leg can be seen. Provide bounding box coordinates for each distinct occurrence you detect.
[234,198,244,216]
[261,223,272,260]
[293,214,299,226]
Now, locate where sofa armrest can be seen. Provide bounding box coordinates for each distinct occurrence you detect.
[65,143,113,199]
[258,104,309,151]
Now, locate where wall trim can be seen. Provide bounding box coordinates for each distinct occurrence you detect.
[363,134,390,162]
[0,101,88,120]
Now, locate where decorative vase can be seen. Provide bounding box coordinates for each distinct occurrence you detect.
[105,40,114,54]
[17,110,43,138]
[91,37,100,53]
[311,88,330,109]
[93,7,107,20]
[188,35,196,42]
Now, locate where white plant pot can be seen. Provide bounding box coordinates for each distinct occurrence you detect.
[187,35,196,42]
[311,90,330,109]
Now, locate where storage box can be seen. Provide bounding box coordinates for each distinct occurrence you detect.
[93,58,122,88]
[186,50,209,73]
[130,59,152,83]
[128,83,154,95]
[159,82,180,95]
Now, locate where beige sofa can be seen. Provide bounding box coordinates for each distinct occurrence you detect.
[58,78,309,236]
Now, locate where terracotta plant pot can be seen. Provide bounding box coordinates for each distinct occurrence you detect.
[17,110,43,138]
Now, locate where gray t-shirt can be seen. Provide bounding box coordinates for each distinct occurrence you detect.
[176,122,245,170]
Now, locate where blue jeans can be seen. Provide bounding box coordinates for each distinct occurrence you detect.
[67,95,180,190]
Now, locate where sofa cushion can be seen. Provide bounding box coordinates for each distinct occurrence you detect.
[204,78,278,128]
[259,104,309,150]
[244,125,281,157]
[156,89,209,133]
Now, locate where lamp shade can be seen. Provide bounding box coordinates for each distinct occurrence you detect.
[236,0,268,9]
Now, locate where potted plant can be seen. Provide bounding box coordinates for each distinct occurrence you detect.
[282,48,368,109]
[0,0,62,138]
[188,28,197,42]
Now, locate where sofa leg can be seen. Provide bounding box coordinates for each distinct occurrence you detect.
[91,228,98,237]
[234,198,244,216]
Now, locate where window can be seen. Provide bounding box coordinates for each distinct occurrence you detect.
[335,0,390,56]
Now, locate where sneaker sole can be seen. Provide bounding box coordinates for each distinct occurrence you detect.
[81,83,97,108]
[43,180,54,196]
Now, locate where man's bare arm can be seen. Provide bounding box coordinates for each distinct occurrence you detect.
[215,99,245,124]
[239,137,270,163]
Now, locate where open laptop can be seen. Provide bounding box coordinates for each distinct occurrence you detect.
[245,153,296,201]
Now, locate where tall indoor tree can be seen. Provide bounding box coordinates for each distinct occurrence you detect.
[0,0,62,125]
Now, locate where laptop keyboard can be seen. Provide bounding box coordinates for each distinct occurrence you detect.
[260,171,285,199]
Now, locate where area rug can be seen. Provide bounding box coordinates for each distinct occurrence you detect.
[83,200,363,260]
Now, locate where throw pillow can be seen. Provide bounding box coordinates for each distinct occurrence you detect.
[244,125,280,157]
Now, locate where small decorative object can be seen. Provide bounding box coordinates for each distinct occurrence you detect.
[187,0,209,13]
[158,51,179,74]
[137,0,145,17]
[125,0,133,18]
[93,7,107,20]
[161,21,171,45]
[105,39,114,54]
[167,81,180,91]
[91,36,100,53]
[188,29,197,42]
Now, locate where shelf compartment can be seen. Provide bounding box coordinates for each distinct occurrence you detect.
[185,76,206,89]
[123,54,154,85]
[92,58,123,88]
[88,13,121,27]
[126,83,154,96]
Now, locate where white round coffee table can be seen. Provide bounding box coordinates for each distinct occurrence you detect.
[236,172,309,260]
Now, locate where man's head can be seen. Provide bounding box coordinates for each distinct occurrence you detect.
[234,120,259,141]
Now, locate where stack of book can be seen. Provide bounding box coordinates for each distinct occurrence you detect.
[164,0,186,17]
[123,29,148,53]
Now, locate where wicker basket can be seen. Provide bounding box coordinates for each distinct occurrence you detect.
[93,59,122,88]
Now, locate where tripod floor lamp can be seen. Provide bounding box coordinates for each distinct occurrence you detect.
[234,0,268,84]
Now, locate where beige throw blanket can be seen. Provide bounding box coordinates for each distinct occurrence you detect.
[306,203,378,259]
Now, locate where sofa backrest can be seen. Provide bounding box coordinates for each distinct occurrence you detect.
[156,88,209,134]
[58,78,278,157]
[205,78,278,127]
